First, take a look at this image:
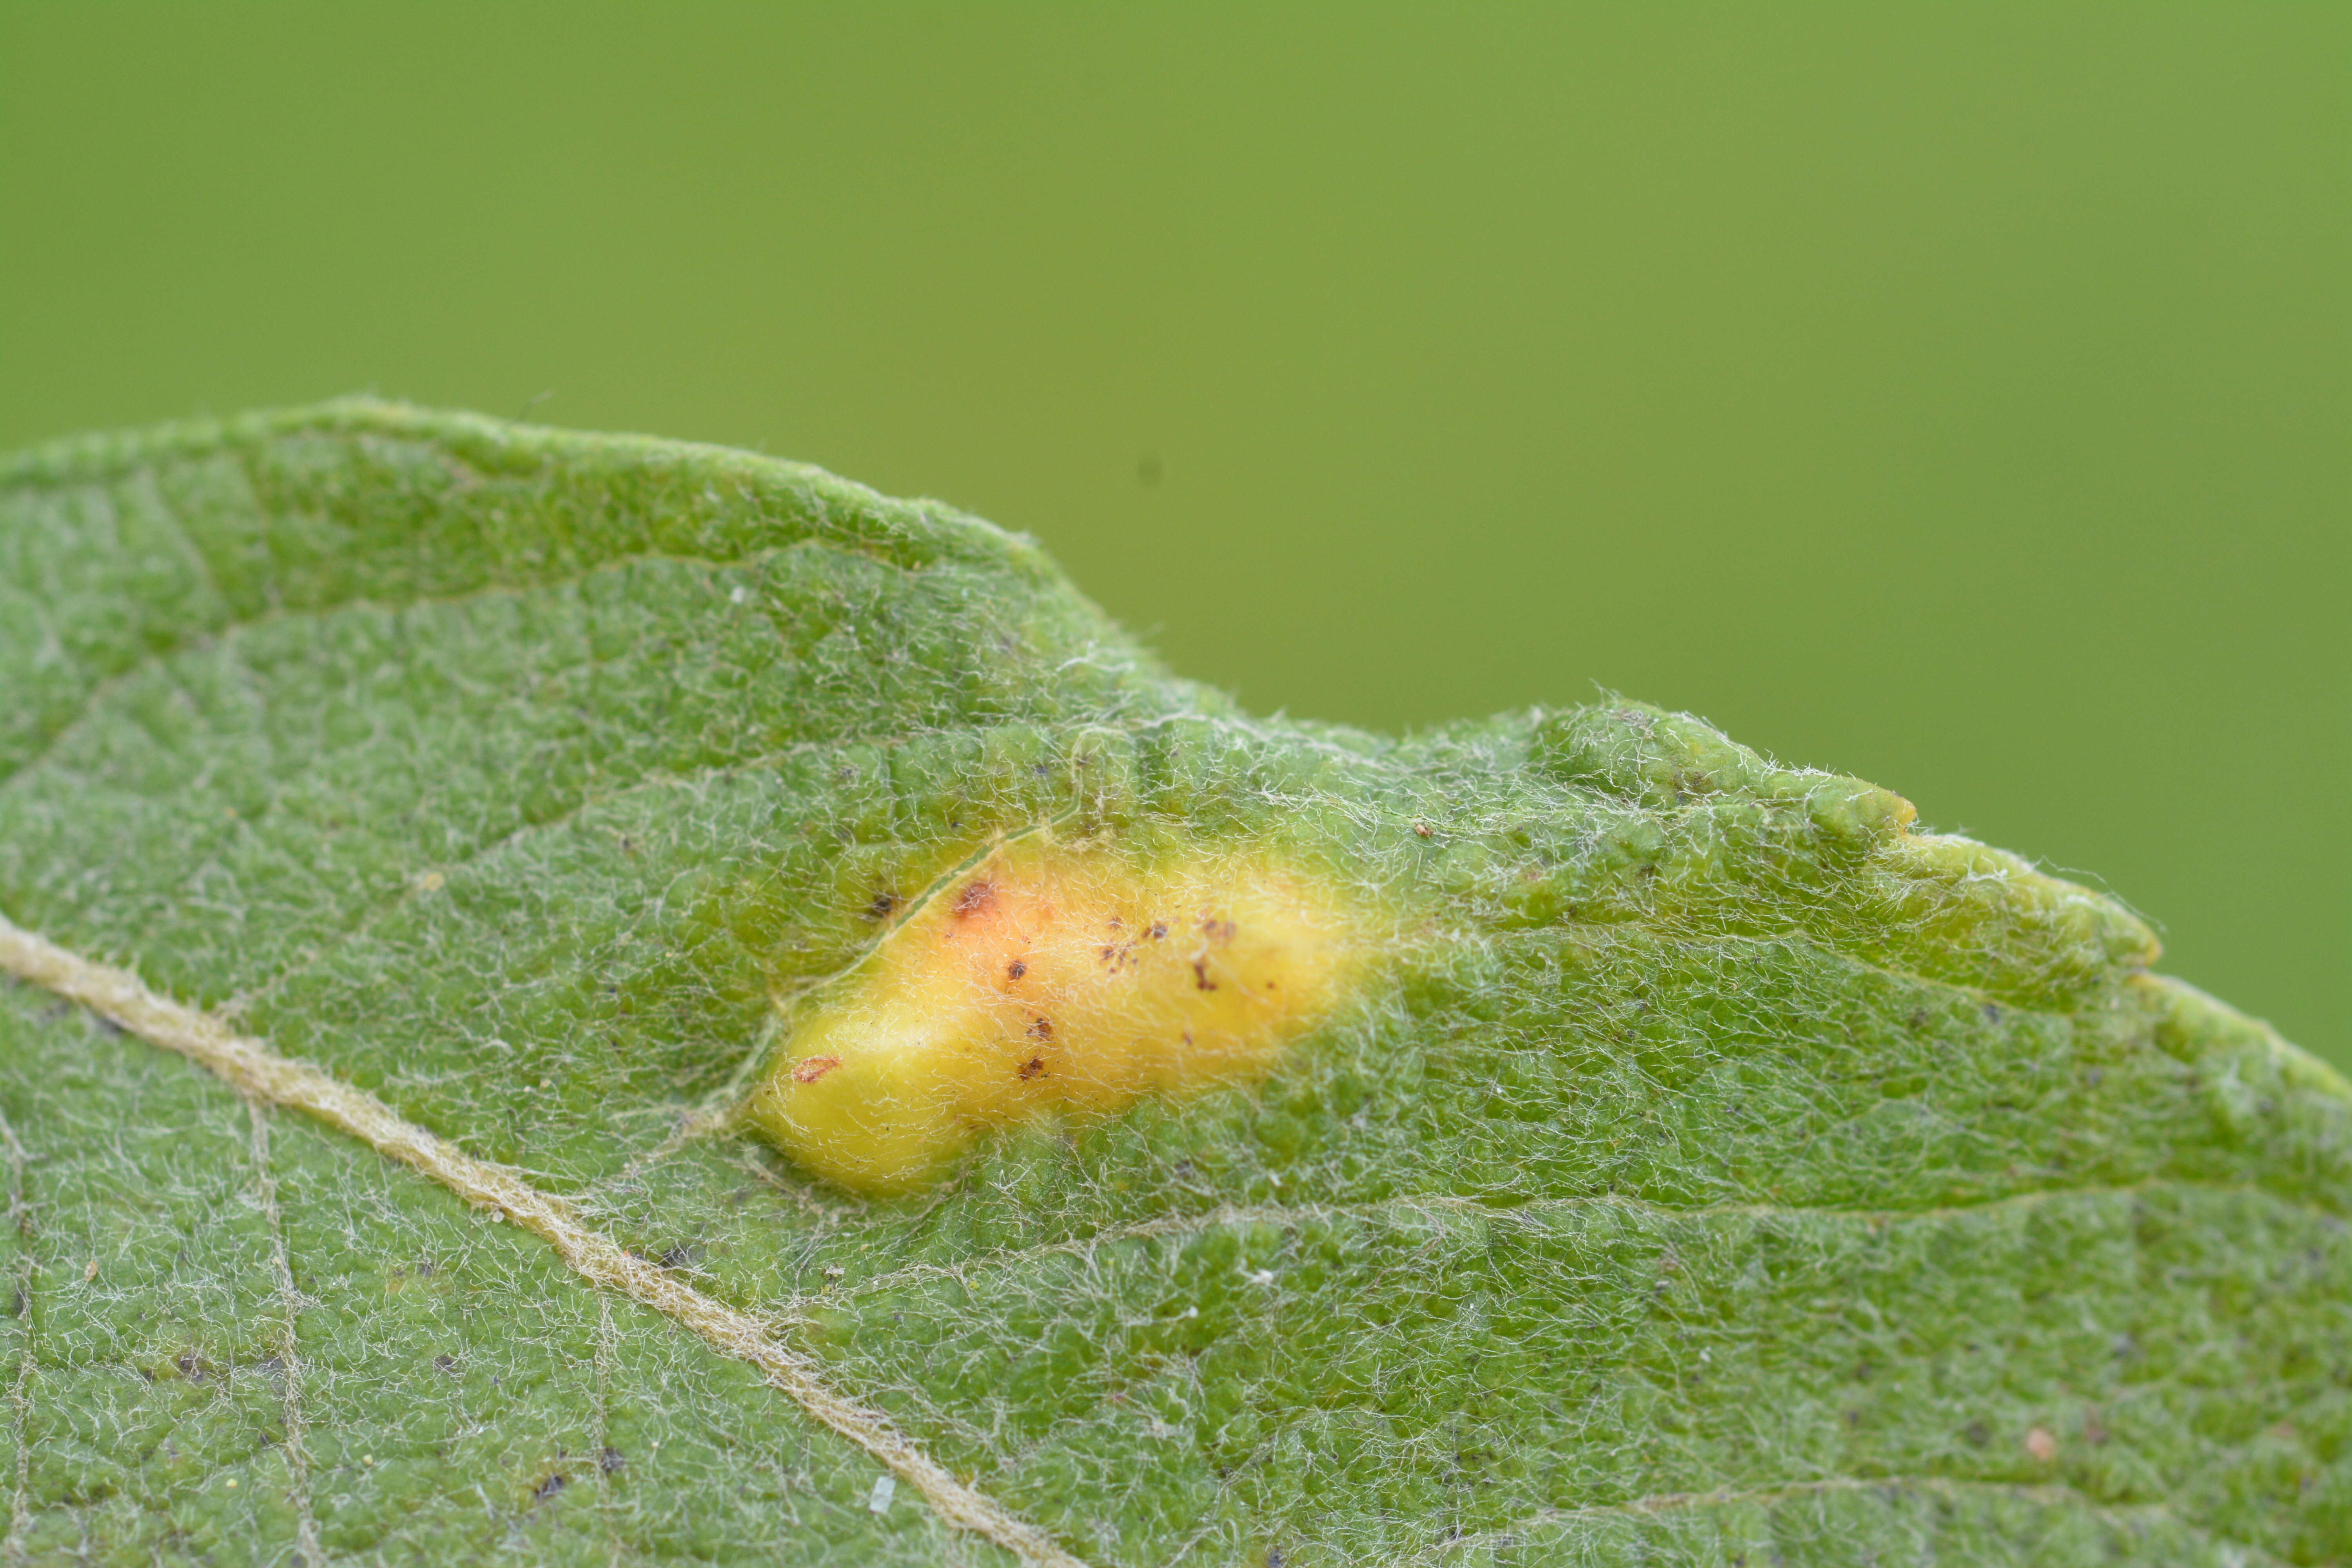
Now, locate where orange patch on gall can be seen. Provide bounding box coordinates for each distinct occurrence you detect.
[744,836,1369,1194]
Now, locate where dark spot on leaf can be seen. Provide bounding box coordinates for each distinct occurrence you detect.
[1006,959,1027,981]
[1149,921,1168,940]
[1671,769,1714,800]
[1027,1016,1053,1041]
[1019,1056,1047,1081]
[1982,1002,2002,1024]
[793,1055,842,1085]
[951,880,996,918]
[865,891,899,921]
[1192,957,1217,992]
[434,1354,456,1373]
[534,1472,567,1502]
[599,1447,626,1475]
[1963,1420,1990,1448]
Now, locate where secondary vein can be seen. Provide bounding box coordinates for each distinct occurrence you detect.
[0,909,1087,1568]
[245,1099,321,1567]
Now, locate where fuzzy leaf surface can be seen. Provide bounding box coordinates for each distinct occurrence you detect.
[1,403,2345,1567]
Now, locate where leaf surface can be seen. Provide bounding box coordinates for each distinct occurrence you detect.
[1,402,2345,1567]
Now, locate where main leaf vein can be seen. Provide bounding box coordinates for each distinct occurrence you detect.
[0,909,1088,1568]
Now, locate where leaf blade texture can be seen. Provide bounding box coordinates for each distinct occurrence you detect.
[1,401,2344,1566]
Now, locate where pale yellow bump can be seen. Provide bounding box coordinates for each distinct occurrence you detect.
[744,835,1370,1194]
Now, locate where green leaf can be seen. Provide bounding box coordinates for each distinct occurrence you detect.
[1,400,2343,1566]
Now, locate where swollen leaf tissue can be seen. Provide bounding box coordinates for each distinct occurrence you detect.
[0,402,2343,1567]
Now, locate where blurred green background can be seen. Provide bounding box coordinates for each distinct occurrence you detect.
[2,5,2344,1060]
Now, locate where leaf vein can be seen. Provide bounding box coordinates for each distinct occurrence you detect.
[1416,1475,2280,1566]
[0,525,899,795]
[0,911,1090,1568]
[811,1178,2341,1310]
[0,1108,32,1567]
[243,1099,320,1566]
